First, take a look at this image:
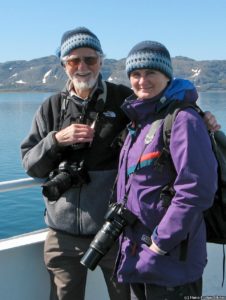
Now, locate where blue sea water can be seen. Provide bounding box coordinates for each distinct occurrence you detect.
[0,92,52,238]
[0,91,225,296]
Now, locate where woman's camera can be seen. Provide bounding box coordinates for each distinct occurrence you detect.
[80,202,137,270]
[42,160,90,201]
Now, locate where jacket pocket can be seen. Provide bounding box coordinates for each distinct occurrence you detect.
[119,243,188,286]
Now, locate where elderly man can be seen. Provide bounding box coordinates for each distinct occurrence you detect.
[21,27,132,300]
[21,27,220,300]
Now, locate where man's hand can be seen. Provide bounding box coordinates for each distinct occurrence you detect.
[55,124,94,146]
[204,111,221,132]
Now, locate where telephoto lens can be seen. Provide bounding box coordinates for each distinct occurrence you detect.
[80,203,137,270]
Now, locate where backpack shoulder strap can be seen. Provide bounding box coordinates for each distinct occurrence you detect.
[58,91,70,130]
[145,119,163,145]
[153,101,202,173]
[99,80,107,104]
[210,130,226,207]
[163,101,202,151]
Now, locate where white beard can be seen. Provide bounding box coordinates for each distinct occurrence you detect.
[72,77,97,90]
[67,70,98,91]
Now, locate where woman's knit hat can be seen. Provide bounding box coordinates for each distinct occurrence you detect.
[57,27,103,58]
[126,41,173,79]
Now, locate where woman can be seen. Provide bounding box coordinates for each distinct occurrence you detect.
[115,41,218,300]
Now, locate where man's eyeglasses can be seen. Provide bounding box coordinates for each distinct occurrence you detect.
[63,56,99,67]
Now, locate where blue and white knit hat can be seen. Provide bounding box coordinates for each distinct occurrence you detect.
[126,41,173,79]
[57,27,103,58]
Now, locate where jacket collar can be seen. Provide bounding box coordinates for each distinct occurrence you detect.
[121,78,198,122]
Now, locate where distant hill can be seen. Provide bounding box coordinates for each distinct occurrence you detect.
[0,55,226,92]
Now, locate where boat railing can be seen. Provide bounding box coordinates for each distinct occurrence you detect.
[0,177,44,193]
[0,177,109,300]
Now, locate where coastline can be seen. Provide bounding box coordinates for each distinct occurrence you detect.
[0,88,226,94]
[0,89,58,93]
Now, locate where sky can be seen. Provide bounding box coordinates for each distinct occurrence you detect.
[0,0,226,63]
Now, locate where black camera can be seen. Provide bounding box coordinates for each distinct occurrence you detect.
[80,202,137,270]
[42,160,90,201]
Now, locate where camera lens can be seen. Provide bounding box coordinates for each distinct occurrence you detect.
[91,220,125,253]
[80,248,103,271]
[80,203,137,271]
[42,172,72,201]
[80,218,125,270]
[42,183,61,201]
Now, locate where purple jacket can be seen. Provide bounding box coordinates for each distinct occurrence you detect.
[116,79,218,287]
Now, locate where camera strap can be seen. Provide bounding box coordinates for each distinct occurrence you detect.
[59,80,107,130]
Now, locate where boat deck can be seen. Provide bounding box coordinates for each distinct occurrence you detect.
[0,229,109,300]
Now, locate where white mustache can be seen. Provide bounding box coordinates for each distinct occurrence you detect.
[73,71,91,76]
